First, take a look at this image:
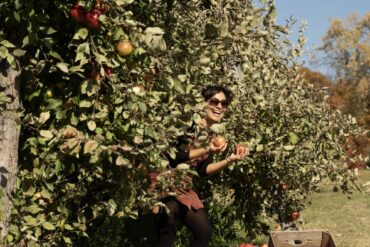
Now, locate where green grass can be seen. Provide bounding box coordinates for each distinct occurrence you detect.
[301,169,370,247]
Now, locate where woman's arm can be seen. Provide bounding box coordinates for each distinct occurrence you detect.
[205,146,249,175]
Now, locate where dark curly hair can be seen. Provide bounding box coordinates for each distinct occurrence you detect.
[201,85,233,102]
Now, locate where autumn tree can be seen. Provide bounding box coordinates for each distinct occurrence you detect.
[320,13,370,129]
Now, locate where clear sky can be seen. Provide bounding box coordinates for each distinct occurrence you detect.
[275,1,370,76]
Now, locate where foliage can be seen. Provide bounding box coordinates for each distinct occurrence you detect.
[0,0,363,246]
[320,13,370,129]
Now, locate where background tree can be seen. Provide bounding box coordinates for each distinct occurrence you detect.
[0,0,363,246]
[320,13,370,129]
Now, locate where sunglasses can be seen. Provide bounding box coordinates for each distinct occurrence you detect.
[208,98,229,108]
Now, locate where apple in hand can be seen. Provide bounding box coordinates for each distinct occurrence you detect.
[70,3,85,23]
[234,143,248,155]
[85,9,102,29]
[212,136,226,148]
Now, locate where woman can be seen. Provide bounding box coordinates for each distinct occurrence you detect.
[152,85,248,247]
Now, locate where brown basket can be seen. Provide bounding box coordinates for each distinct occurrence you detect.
[268,230,336,247]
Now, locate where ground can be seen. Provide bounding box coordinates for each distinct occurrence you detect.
[301,169,370,247]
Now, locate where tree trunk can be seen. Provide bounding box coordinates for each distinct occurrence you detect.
[0,62,21,239]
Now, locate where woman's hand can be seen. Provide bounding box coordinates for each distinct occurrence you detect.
[209,140,228,154]
[226,144,249,163]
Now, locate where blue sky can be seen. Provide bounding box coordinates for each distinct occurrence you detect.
[275,1,370,76]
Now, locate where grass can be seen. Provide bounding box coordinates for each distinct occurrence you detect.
[300,169,370,247]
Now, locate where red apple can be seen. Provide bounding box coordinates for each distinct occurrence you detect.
[103,3,110,13]
[235,144,247,155]
[88,70,101,80]
[85,9,101,29]
[70,3,85,23]
[104,67,113,77]
[290,211,300,221]
[212,136,226,148]
[280,183,289,190]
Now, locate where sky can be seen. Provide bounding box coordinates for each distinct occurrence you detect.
[275,1,370,76]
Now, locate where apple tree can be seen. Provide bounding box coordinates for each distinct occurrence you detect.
[0,0,362,246]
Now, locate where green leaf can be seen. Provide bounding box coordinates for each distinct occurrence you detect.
[46,27,57,35]
[283,145,295,151]
[56,62,69,73]
[42,222,56,231]
[13,49,26,57]
[0,46,9,58]
[39,111,51,125]
[63,237,72,244]
[46,99,62,110]
[79,100,92,108]
[116,156,130,166]
[73,28,89,40]
[24,215,37,226]
[87,120,96,131]
[289,132,298,144]
[256,144,264,152]
[0,40,15,48]
[49,51,63,61]
[40,130,54,140]
[26,205,43,215]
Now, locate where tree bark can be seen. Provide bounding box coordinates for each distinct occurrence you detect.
[0,62,21,239]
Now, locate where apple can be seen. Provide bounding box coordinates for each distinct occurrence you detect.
[88,69,101,80]
[117,41,134,56]
[280,183,289,190]
[235,144,247,155]
[212,136,226,147]
[244,244,254,247]
[260,243,268,247]
[103,3,110,13]
[290,211,300,221]
[70,3,85,23]
[104,67,113,77]
[85,9,101,29]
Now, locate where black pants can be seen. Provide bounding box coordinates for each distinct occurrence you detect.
[153,197,212,247]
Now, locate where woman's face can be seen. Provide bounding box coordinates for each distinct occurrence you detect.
[204,91,228,125]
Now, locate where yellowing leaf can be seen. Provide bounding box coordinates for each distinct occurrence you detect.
[84,140,98,154]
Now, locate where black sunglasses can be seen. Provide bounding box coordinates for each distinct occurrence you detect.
[208,98,229,108]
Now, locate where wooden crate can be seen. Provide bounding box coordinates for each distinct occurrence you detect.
[268,230,336,247]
